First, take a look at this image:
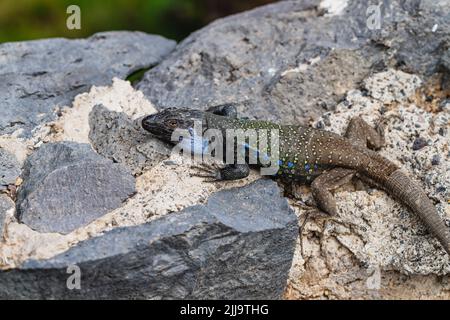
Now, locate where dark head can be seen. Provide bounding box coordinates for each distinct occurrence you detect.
[141,108,205,143]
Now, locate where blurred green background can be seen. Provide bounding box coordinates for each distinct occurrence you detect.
[0,0,275,43]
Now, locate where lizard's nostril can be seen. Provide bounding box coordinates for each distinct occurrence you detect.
[142,115,156,130]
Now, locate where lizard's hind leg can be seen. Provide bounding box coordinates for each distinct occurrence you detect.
[301,168,355,255]
[345,117,385,150]
[345,116,385,190]
[311,168,355,216]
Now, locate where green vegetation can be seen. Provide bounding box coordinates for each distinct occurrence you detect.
[0,0,274,43]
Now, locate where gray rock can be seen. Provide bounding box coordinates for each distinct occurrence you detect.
[0,31,176,137]
[137,0,449,124]
[431,154,440,166]
[0,194,14,239]
[381,0,450,76]
[412,137,428,150]
[16,142,136,234]
[439,99,450,112]
[89,104,171,175]
[0,179,297,299]
[0,148,21,190]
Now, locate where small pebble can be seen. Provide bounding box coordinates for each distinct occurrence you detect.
[315,121,325,129]
[436,186,446,193]
[322,116,331,127]
[424,175,433,184]
[319,101,328,110]
[15,177,23,186]
[400,89,406,97]
[431,155,440,165]
[412,137,427,150]
[439,99,449,111]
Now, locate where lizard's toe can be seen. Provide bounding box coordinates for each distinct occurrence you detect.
[190,164,222,181]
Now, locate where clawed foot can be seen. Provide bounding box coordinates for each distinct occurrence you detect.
[190,162,223,182]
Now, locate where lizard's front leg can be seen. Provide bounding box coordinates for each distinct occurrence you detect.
[205,103,238,118]
[191,163,250,182]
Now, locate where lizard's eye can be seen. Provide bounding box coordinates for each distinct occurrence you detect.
[166,119,178,128]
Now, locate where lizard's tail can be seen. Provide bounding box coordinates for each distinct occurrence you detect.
[362,156,450,255]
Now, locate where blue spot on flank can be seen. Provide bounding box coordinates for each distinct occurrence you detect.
[314,164,319,170]
[238,143,249,156]
[278,159,283,166]
[202,139,209,152]
[287,162,294,168]
[304,163,311,171]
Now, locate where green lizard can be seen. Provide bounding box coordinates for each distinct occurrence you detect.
[142,104,450,256]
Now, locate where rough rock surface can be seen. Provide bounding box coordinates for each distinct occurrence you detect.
[1,0,449,301]
[137,0,449,124]
[0,78,260,271]
[286,69,450,299]
[89,104,171,175]
[0,148,20,190]
[0,195,14,240]
[0,31,176,137]
[16,142,136,234]
[34,77,160,146]
[1,68,448,299]
[0,179,297,299]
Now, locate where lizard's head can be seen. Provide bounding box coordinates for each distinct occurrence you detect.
[141,108,205,143]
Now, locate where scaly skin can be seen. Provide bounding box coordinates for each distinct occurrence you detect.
[142,106,450,256]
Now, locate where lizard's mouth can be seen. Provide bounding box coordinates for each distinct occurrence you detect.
[141,114,157,132]
[141,114,172,142]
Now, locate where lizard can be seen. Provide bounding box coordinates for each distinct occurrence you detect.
[141,104,450,256]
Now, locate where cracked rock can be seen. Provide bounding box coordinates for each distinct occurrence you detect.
[0,179,297,299]
[88,104,171,175]
[16,142,136,234]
